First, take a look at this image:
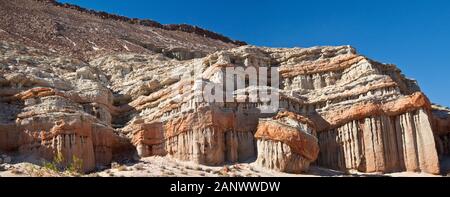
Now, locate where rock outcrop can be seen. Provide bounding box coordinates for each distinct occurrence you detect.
[432,105,450,158]
[318,101,439,174]
[110,45,440,174]
[0,0,446,175]
[126,106,258,165]
[255,112,319,173]
[0,41,131,172]
[36,0,247,46]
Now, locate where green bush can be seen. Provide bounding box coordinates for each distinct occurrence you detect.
[43,152,84,175]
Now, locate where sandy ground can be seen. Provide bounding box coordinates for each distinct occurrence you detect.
[1,155,448,177]
[95,157,329,177]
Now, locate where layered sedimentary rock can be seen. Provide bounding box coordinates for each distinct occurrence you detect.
[317,95,439,174]
[116,45,439,174]
[271,46,440,174]
[128,121,165,158]
[255,112,319,173]
[125,106,258,165]
[0,0,446,175]
[432,105,450,157]
[0,41,130,172]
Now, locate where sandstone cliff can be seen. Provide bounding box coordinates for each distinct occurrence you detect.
[0,0,446,175]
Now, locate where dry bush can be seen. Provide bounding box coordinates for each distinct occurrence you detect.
[116,165,128,171]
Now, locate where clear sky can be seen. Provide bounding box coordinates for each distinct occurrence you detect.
[59,0,450,106]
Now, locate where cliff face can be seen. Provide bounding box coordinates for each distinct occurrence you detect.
[0,0,446,175]
[432,105,450,158]
[0,41,133,172]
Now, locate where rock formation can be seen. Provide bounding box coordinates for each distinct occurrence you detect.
[0,0,446,175]
[432,105,450,158]
[0,41,134,172]
[255,112,319,173]
[317,94,439,174]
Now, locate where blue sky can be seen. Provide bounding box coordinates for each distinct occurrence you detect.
[59,0,450,106]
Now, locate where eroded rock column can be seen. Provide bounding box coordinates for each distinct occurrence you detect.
[318,108,440,174]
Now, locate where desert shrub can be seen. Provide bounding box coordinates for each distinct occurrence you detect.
[43,151,84,175]
[116,165,128,171]
[67,155,84,174]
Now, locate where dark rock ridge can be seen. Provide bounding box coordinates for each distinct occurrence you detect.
[0,0,242,61]
[37,0,247,46]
